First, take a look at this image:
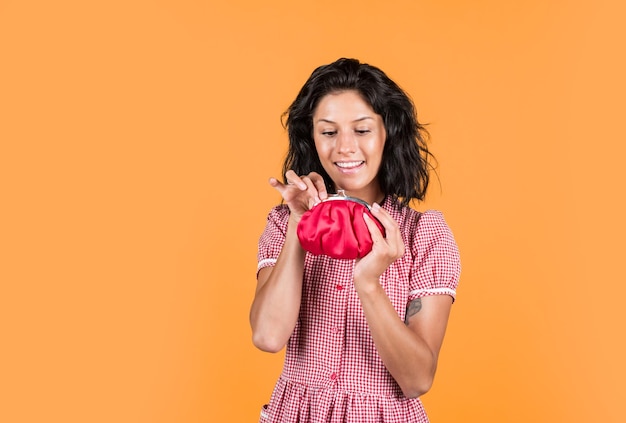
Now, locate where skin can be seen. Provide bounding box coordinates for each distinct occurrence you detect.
[249,90,453,398]
[312,90,386,205]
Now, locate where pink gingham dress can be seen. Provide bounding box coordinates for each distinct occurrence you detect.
[257,196,461,423]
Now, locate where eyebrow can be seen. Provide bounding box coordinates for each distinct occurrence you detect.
[315,116,375,124]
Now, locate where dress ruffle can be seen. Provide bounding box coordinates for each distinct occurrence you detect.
[261,377,429,423]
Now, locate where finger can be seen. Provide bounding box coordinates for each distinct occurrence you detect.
[268,177,282,188]
[307,172,328,200]
[268,176,284,191]
[284,170,307,190]
[269,176,290,196]
[363,213,385,243]
[269,177,301,202]
[297,176,317,208]
[298,171,330,207]
[370,203,398,232]
[369,204,405,255]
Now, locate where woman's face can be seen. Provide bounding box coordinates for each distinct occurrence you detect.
[312,90,386,205]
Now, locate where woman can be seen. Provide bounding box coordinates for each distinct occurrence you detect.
[250,58,461,423]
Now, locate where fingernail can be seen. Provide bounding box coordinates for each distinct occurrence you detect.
[372,203,380,211]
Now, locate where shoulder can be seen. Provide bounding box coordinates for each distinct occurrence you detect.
[382,196,421,224]
[382,197,423,237]
[267,204,290,219]
[257,205,291,266]
[411,210,459,261]
[264,204,290,228]
[383,196,451,235]
[416,210,452,234]
[383,197,457,253]
[258,204,290,243]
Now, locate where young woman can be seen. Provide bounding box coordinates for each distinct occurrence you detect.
[250,58,461,423]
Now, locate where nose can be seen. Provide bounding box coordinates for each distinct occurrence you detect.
[336,131,357,154]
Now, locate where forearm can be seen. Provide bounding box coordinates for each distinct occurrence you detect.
[355,279,437,398]
[250,220,306,353]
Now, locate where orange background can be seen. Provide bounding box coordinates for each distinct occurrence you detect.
[1,1,625,422]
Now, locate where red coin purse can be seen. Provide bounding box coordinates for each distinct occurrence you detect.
[296,191,386,259]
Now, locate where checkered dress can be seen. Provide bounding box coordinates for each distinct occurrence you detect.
[257,196,461,423]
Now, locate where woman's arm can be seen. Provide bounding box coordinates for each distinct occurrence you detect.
[249,216,306,353]
[354,205,454,398]
[249,171,327,353]
[355,283,452,398]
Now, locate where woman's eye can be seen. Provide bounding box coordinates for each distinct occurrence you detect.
[355,129,370,135]
[321,131,337,137]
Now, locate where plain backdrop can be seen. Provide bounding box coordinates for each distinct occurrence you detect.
[1,0,625,422]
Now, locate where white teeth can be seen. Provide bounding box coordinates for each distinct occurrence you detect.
[336,161,364,168]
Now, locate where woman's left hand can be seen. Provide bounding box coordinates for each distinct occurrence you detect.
[353,203,405,284]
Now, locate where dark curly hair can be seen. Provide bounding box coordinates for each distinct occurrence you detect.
[282,58,434,206]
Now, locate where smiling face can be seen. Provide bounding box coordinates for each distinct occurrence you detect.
[312,90,386,205]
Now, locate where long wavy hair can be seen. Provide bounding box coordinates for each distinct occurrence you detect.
[282,58,434,206]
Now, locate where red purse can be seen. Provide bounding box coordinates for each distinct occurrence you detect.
[296,191,386,259]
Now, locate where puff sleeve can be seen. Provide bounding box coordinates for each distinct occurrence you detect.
[257,205,291,274]
[408,210,461,303]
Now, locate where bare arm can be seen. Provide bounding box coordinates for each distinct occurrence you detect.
[354,205,453,398]
[355,284,452,398]
[250,216,305,353]
[249,171,327,353]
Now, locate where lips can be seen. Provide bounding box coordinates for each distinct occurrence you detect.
[335,160,365,169]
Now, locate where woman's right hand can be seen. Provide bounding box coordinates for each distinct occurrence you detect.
[268,170,328,222]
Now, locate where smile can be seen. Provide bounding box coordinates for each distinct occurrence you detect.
[335,161,365,169]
